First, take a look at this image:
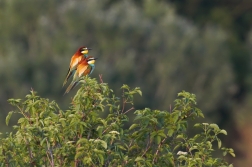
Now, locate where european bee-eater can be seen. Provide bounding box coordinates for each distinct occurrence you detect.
[64,56,97,94]
[62,46,92,87]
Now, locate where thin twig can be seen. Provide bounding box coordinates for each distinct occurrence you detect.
[17,105,29,120]
[94,120,118,142]
[124,107,135,114]
[74,159,78,167]
[46,139,54,167]
[87,130,91,140]
[3,149,9,167]
[74,132,83,166]
[152,137,168,164]
[25,138,34,167]
[186,144,194,158]
[121,89,126,113]
[141,133,151,157]
[128,140,133,148]
[99,74,103,83]
[46,151,52,166]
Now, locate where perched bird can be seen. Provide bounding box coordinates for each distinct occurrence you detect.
[64,56,97,94]
[62,46,92,87]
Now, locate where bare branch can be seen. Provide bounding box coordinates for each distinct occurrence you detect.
[46,139,54,167]
[152,137,168,164]
[124,107,135,114]
[121,89,126,113]
[99,74,104,83]
[141,133,151,157]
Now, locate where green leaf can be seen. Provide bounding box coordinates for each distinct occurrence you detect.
[135,157,144,162]
[77,138,88,145]
[135,88,142,96]
[12,125,19,129]
[121,84,130,90]
[176,134,184,139]
[40,137,47,146]
[157,131,166,138]
[6,111,13,126]
[98,154,104,165]
[210,124,219,130]
[206,141,212,149]
[173,143,182,151]
[229,148,234,153]
[229,152,235,157]
[8,99,22,106]
[189,146,198,152]
[219,129,227,135]
[177,155,186,160]
[18,118,25,124]
[194,123,201,127]
[155,136,161,144]
[129,145,139,151]
[217,138,222,149]
[150,118,158,124]
[117,145,127,151]
[83,157,92,164]
[93,149,105,154]
[97,126,103,137]
[129,124,139,130]
[168,129,174,137]
[171,112,179,123]
[223,151,227,156]
[92,139,107,149]
[198,112,204,118]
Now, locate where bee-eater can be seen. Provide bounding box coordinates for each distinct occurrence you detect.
[64,56,97,94]
[62,46,92,87]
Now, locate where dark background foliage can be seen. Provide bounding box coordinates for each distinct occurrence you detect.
[0,0,251,165]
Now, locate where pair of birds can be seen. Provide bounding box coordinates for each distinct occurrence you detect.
[63,46,97,94]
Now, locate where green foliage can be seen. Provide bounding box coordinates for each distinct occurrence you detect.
[0,0,234,123]
[0,78,234,166]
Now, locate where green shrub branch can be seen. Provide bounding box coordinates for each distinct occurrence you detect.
[0,77,234,167]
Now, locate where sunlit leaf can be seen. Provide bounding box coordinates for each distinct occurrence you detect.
[6,111,13,126]
[210,124,219,130]
[129,124,139,130]
[219,129,227,135]
[135,157,144,162]
[217,138,222,149]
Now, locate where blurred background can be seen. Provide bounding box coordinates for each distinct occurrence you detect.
[0,0,252,165]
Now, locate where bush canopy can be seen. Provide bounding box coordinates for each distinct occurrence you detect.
[0,77,234,166]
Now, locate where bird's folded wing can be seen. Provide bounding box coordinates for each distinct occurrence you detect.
[70,55,83,69]
[78,64,89,77]
[84,66,92,76]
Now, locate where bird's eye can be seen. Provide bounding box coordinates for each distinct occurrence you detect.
[88,58,95,62]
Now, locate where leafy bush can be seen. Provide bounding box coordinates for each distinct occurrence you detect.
[0,77,234,166]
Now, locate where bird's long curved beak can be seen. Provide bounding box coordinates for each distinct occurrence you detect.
[87,48,92,50]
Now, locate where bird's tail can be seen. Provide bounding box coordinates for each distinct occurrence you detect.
[62,69,73,87]
[64,82,78,95]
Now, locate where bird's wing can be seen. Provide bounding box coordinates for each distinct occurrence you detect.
[62,68,72,87]
[89,65,95,75]
[70,54,83,69]
[77,64,89,78]
[64,81,78,94]
[63,55,82,87]
[83,66,92,76]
